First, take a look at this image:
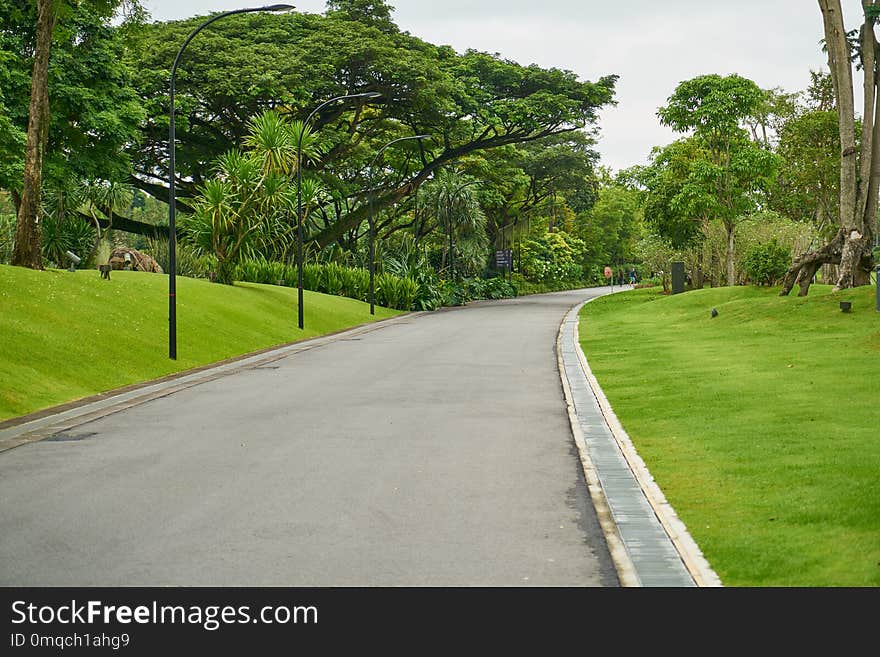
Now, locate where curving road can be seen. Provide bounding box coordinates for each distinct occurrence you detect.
[0,288,620,586]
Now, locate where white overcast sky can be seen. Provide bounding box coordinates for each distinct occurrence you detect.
[141,1,866,172]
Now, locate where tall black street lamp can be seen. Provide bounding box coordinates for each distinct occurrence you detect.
[295,92,382,330]
[167,4,293,360]
[368,134,431,315]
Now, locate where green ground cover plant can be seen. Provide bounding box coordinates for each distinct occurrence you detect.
[579,285,880,586]
[0,264,400,421]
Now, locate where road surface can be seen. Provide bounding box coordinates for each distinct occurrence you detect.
[0,288,620,586]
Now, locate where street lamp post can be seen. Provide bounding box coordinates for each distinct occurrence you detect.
[295,92,382,330]
[167,4,293,360]
[367,134,431,315]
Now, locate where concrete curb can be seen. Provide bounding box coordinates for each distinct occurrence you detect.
[561,296,723,587]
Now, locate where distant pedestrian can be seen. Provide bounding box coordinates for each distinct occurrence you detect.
[629,269,637,285]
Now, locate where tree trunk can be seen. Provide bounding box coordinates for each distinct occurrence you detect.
[10,190,22,215]
[780,228,844,296]
[835,2,880,290]
[726,222,736,286]
[822,262,838,285]
[693,265,704,289]
[692,249,705,289]
[11,0,57,270]
[783,0,876,293]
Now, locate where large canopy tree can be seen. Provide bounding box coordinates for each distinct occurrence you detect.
[123,1,616,252]
[780,0,878,295]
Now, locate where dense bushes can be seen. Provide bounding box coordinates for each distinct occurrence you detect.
[741,239,791,286]
[376,273,419,311]
[236,258,419,311]
[234,257,517,310]
[519,231,585,285]
[439,277,518,306]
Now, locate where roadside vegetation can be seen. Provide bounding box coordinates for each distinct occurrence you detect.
[579,286,880,586]
[3,0,880,589]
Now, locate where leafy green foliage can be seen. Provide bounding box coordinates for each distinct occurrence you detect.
[627,138,711,249]
[435,276,517,306]
[237,258,419,308]
[0,212,16,263]
[182,110,321,283]
[741,239,791,286]
[376,272,419,310]
[657,74,766,141]
[40,213,95,269]
[767,95,839,232]
[576,177,644,271]
[123,7,616,249]
[519,230,585,284]
[417,169,488,277]
[0,0,144,192]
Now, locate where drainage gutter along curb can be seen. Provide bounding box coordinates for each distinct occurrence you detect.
[556,303,640,587]
[564,297,722,587]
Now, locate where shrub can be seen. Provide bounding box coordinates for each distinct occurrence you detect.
[376,273,419,310]
[742,239,791,286]
[341,267,370,302]
[480,277,517,299]
[41,214,95,268]
[234,257,288,285]
[323,262,345,296]
[519,231,586,285]
[302,263,323,292]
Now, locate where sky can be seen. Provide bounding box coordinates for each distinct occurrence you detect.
[141,0,861,173]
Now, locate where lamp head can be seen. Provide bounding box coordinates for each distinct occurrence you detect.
[261,4,296,11]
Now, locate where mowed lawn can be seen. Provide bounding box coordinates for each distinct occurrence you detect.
[0,264,401,422]
[579,284,880,587]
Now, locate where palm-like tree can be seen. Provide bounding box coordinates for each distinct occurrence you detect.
[185,110,329,283]
[420,169,488,277]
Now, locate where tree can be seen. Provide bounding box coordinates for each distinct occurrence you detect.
[10,0,57,268]
[3,0,145,268]
[123,5,616,252]
[780,0,877,295]
[449,132,602,257]
[769,89,840,232]
[184,110,325,283]
[630,138,710,249]
[418,169,487,277]
[576,173,643,277]
[658,74,780,286]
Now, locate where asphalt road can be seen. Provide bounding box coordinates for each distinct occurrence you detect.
[0,287,620,586]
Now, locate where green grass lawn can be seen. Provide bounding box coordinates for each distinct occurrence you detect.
[579,284,880,587]
[0,264,401,422]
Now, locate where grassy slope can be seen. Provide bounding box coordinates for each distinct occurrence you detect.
[0,265,400,421]
[579,284,880,587]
